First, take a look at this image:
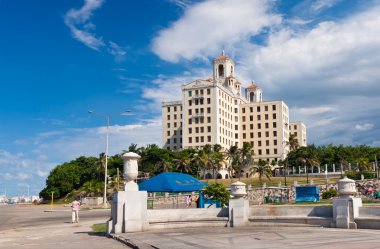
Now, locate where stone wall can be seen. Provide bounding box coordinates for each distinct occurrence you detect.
[247,179,380,204]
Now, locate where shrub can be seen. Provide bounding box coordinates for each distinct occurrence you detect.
[345,171,376,180]
[202,183,230,206]
[322,188,338,199]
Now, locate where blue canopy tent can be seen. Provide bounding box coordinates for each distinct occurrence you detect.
[138,172,207,192]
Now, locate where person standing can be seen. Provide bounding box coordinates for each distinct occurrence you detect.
[71,198,81,223]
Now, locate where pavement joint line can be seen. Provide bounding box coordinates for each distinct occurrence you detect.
[109,233,158,249]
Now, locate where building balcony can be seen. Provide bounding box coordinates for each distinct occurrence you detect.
[192,94,204,99]
[192,113,205,118]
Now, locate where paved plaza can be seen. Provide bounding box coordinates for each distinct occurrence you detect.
[2,205,380,249]
[118,226,380,249]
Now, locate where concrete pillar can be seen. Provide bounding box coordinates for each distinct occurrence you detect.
[311,165,314,174]
[318,167,320,173]
[325,164,328,173]
[293,166,295,175]
[304,166,307,174]
[107,152,148,234]
[229,182,249,227]
[333,177,362,229]
[333,163,336,172]
[298,166,301,174]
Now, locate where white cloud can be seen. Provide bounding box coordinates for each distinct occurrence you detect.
[108,41,128,62]
[293,106,336,116]
[168,0,193,9]
[64,0,105,51]
[355,123,374,131]
[311,0,341,13]
[152,0,281,62]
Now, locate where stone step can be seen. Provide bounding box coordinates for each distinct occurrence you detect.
[249,216,333,228]
[149,218,229,230]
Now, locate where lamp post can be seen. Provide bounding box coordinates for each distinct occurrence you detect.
[301,158,308,184]
[88,109,131,208]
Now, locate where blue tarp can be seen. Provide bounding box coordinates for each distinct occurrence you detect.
[138,172,207,192]
[295,186,320,202]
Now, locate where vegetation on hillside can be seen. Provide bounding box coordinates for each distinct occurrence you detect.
[40,143,380,200]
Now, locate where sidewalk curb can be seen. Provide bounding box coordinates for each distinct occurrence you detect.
[108,233,157,249]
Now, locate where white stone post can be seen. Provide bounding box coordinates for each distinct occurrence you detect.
[304,166,307,174]
[298,166,301,174]
[229,181,249,227]
[107,152,148,234]
[333,177,362,229]
[318,167,320,173]
[333,163,336,173]
[293,166,295,175]
[325,164,328,173]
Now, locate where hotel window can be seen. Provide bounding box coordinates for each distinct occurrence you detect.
[174,130,177,135]
[242,125,246,130]
[189,100,192,106]
[189,137,192,143]
[274,148,278,154]
[265,106,268,111]
[243,133,246,139]
[272,105,276,111]
[242,108,246,113]
[207,107,211,113]
[250,132,254,138]
[174,114,177,119]
[207,117,211,123]
[266,140,269,146]
[174,138,177,143]
[235,125,238,130]
[234,108,238,113]
[188,91,192,97]
[242,116,246,122]
[273,131,277,137]
[258,149,262,155]
[235,134,238,139]
[257,106,261,112]
[274,140,277,145]
[207,98,211,104]
[265,114,268,120]
[266,149,270,155]
[200,99,204,105]
[200,127,204,133]
[195,90,198,95]
[207,126,211,132]
[167,139,170,144]
[200,89,204,95]
[265,123,269,129]
[250,124,253,129]
[207,136,211,142]
[258,141,262,146]
[258,123,261,129]
[174,106,177,112]
[195,127,199,133]
[167,131,170,136]
[167,123,170,128]
[174,122,177,128]
[167,115,170,120]
[195,99,199,105]
[250,115,253,121]
[196,137,199,143]
[188,119,192,124]
[273,113,276,119]
[167,107,170,112]
[273,122,277,128]
[265,131,269,137]
[207,88,210,94]
[258,132,261,138]
[257,115,261,121]
[189,109,192,115]
[250,107,253,112]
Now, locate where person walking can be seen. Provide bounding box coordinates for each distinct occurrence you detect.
[70,198,81,223]
[185,195,192,207]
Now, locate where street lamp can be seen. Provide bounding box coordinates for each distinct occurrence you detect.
[88,109,131,208]
[301,158,308,184]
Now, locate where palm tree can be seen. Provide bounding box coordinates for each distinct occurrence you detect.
[288,133,300,151]
[226,145,239,183]
[96,153,106,181]
[297,146,320,184]
[252,159,272,185]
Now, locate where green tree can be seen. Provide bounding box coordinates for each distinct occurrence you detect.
[252,159,272,185]
[202,183,230,207]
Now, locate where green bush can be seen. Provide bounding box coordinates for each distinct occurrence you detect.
[345,171,376,180]
[322,188,338,199]
[202,183,230,206]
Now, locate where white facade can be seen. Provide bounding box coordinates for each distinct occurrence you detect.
[162,52,306,163]
[289,121,307,147]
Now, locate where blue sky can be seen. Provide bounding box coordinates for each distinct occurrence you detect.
[1,0,379,197]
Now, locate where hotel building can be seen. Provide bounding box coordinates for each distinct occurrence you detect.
[162,51,306,164]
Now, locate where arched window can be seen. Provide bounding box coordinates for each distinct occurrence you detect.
[250,92,255,102]
[218,64,224,77]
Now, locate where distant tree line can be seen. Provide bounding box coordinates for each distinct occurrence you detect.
[40,142,380,200]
